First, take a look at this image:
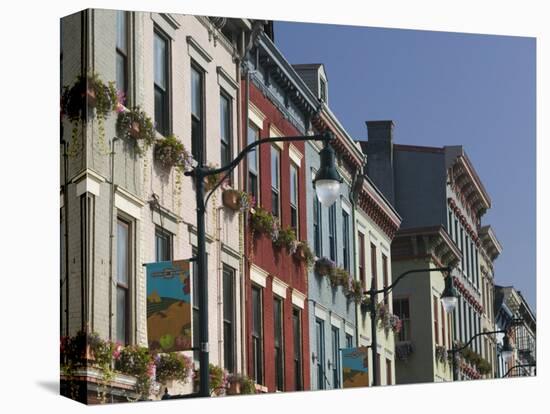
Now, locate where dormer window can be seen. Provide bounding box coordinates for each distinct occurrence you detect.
[320,78,327,102]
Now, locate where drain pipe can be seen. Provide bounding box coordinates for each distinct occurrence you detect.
[216,205,224,364]
[108,137,119,341]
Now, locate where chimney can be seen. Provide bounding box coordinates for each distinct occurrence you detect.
[364,120,395,204]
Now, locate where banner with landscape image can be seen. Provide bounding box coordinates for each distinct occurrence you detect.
[145,260,191,352]
[342,347,370,388]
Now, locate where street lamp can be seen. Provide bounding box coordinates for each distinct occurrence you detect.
[440,275,458,314]
[448,330,514,381]
[185,130,339,397]
[313,141,343,206]
[364,266,451,386]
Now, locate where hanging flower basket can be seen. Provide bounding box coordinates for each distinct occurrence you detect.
[314,257,335,277]
[61,72,117,122]
[222,188,241,211]
[154,134,192,171]
[129,121,141,139]
[116,106,156,156]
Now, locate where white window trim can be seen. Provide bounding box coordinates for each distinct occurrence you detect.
[250,264,268,288]
[248,103,265,129]
[272,277,288,299]
[186,35,212,70]
[291,289,306,309]
[115,187,144,220]
[289,144,303,166]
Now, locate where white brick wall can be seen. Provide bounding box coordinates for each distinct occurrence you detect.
[61,11,244,372]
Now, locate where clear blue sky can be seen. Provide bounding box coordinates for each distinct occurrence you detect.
[274,21,536,311]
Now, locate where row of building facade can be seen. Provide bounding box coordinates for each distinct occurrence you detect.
[59,10,536,403]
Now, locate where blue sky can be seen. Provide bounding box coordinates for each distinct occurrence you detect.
[274,21,536,311]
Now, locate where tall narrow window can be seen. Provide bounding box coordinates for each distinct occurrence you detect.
[247,124,260,202]
[342,210,350,272]
[386,359,392,385]
[116,11,128,99]
[345,334,353,348]
[293,308,303,390]
[370,243,378,300]
[116,218,130,345]
[155,227,172,262]
[223,265,236,373]
[382,254,389,305]
[251,285,263,384]
[313,194,322,257]
[331,326,340,388]
[315,319,325,389]
[154,30,169,135]
[358,232,366,288]
[290,163,299,234]
[271,146,281,218]
[220,93,232,179]
[393,298,410,341]
[191,65,205,163]
[460,228,465,271]
[274,296,284,391]
[433,295,439,345]
[328,204,337,262]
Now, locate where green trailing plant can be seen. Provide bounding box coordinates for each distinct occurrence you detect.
[250,206,279,239]
[154,134,193,172]
[115,345,154,400]
[227,373,257,395]
[194,364,229,397]
[314,257,336,276]
[274,226,297,251]
[154,352,193,385]
[116,106,156,156]
[295,241,315,268]
[331,267,350,288]
[456,343,491,375]
[348,279,364,303]
[61,73,118,156]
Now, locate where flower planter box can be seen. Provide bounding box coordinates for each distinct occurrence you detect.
[129,121,141,139]
[222,189,241,211]
[294,244,307,261]
[227,381,241,395]
[85,88,97,107]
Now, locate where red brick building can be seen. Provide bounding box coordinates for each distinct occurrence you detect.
[241,34,320,392]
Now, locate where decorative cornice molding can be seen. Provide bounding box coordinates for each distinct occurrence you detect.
[391,226,462,269]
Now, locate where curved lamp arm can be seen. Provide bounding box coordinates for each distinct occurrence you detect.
[449,329,506,354]
[504,363,536,377]
[365,267,451,302]
[185,131,333,207]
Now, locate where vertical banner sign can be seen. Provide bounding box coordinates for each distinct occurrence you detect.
[145,260,191,352]
[342,347,370,388]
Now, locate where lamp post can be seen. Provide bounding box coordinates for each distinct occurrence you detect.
[184,130,340,397]
[447,330,513,381]
[364,266,452,386]
[503,363,536,377]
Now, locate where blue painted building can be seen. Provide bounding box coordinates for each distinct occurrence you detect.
[296,64,367,390]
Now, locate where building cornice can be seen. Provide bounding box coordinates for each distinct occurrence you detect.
[356,175,402,239]
[447,151,491,219]
[391,225,462,269]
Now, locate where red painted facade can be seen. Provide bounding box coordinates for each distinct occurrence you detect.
[242,82,311,392]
